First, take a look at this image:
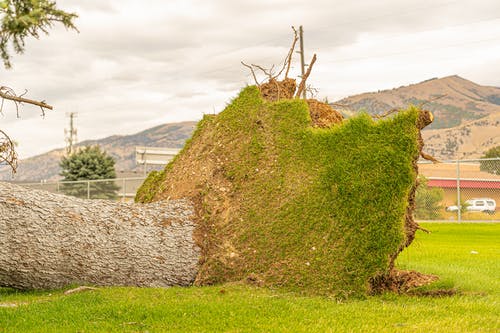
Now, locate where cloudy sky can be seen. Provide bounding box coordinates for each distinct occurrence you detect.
[1,0,500,158]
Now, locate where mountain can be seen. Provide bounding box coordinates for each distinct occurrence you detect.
[334,75,500,130]
[0,121,197,181]
[334,75,500,159]
[3,76,499,181]
[422,112,500,160]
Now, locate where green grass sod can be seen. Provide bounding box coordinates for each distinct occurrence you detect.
[0,223,498,332]
[136,86,421,296]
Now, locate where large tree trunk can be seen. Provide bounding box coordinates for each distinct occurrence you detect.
[0,182,199,290]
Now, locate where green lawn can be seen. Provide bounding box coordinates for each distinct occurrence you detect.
[1,223,498,332]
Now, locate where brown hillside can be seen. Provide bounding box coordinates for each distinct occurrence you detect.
[335,75,500,130]
[422,112,500,160]
[0,121,196,181]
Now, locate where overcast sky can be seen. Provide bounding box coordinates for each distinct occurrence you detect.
[1,0,500,158]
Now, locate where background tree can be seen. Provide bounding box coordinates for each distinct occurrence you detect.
[415,176,444,220]
[1,0,77,68]
[60,146,120,200]
[0,0,77,171]
[479,146,500,175]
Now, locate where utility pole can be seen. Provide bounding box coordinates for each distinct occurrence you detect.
[65,112,78,156]
[298,25,306,99]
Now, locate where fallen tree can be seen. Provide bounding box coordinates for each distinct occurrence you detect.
[0,27,437,294]
[0,182,199,289]
[0,89,433,295]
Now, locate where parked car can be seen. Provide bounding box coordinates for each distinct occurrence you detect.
[446,198,496,214]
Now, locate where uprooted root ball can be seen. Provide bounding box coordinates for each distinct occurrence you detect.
[259,78,296,102]
[307,99,343,128]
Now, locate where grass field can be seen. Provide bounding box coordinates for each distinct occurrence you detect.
[1,223,498,332]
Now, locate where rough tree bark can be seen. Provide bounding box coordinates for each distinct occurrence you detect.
[0,182,199,290]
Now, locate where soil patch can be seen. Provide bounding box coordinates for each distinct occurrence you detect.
[307,99,343,128]
[370,269,439,294]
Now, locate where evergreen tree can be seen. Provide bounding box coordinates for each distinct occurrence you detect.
[60,146,119,200]
[479,146,500,175]
[0,0,77,68]
[0,1,77,172]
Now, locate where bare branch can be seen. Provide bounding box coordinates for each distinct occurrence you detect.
[0,87,53,112]
[285,26,299,79]
[274,26,299,79]
[241,61,259,86]
[421,151,440,164]
[295,53,317,98]
[251,63,273,81]
[306,84,319,99]
[64,286,98,295]
[0,129,18,173]
[416,225,431,234]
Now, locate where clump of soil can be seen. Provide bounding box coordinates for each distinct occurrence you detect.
[307,99,343,128]
[259,78,343,128]
[369,269,439,294]
[259,78,296,101]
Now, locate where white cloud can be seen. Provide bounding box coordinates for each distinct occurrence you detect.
[0,0,499,159]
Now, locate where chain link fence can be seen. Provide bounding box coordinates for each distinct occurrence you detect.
[417,158,500,222]
[17,177,146,201]
[11,158,500,220]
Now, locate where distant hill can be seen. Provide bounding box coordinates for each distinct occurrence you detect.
[334,75,500,130]
[422,112,500,160]
[334,75,500,159]
[3,76,499,180]
[0,121,197,181]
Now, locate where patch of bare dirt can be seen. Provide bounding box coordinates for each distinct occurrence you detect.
[370,269,439,294]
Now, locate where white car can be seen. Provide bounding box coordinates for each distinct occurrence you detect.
[446,198,496,214]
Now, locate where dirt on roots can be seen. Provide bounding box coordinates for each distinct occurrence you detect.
[259,78,297,101]
[306,99,343,128]
[261,78,343,128]
[369,269,439,294]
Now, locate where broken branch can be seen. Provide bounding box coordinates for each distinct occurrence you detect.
[295,53,317,98]
[275,26,299,79]
[241,61,259,86]
[0,88,53,112]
